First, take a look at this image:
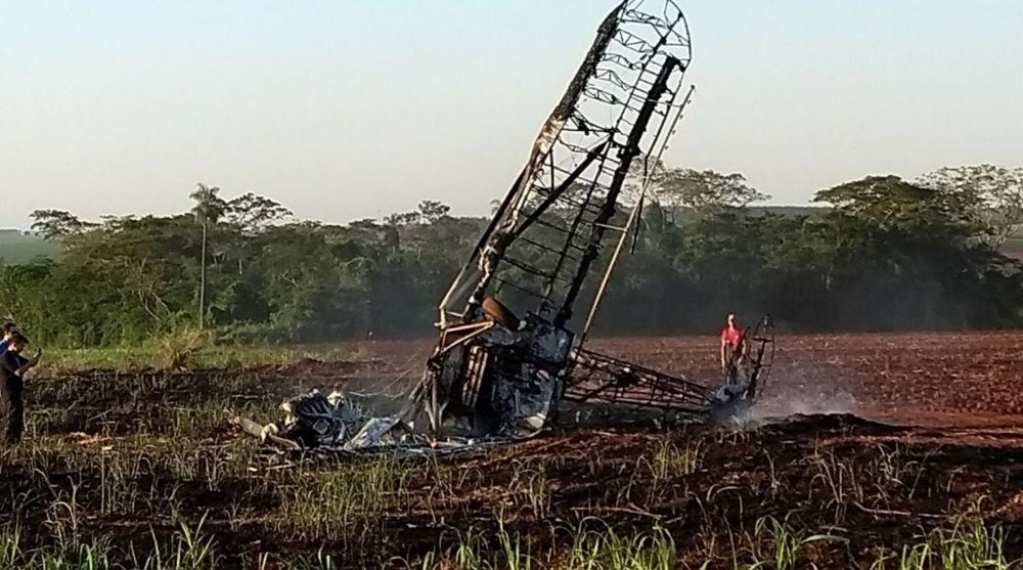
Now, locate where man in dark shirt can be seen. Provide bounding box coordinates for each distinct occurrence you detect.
[1,332,40,445]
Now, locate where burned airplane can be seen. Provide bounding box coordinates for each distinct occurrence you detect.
[237,0,774,452]
[407,0,774,439]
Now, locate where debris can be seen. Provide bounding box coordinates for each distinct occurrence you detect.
[234,389,402,450]
[234,389,513,455]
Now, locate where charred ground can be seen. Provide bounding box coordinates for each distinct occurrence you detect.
[2,332,1022,568]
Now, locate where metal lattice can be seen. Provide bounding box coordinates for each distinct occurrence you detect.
[408,1,774,438]
[437,0,693,330]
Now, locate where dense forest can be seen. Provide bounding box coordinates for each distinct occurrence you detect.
[1,163,1022,347]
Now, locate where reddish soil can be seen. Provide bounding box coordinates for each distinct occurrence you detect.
[4,331,1023,568]
[333,330,1023,428]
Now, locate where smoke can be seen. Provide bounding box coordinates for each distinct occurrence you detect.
[742,365,863,426]
[748,388,860,423]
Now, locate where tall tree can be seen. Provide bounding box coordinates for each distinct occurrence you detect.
[416,200,451,224]
[224,193,293,232]
[29,210,97,242]
[814,175,978,238]
[631,158,770,221]
[918,164,1023,245]
[189,184,227,329]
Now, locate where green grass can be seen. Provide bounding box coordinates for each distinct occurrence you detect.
[0,515,219,570]
[868,516,1014,570]
[0,515,1011,570]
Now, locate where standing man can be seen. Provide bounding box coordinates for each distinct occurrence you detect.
[720,313,746,382]
[1,332,41,446]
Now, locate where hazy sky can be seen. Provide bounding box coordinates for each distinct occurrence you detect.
[2,1,1021,228]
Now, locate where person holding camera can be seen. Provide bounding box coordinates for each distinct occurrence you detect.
[1,331,42,445]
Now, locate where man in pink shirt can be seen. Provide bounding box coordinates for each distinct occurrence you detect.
[719,313,746,375]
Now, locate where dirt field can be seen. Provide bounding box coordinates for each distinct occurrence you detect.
[2,331,1023,568]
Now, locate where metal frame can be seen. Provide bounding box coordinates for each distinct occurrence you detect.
[410,1,772,437]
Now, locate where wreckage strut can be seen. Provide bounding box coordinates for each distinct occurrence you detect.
[555,56,682,327]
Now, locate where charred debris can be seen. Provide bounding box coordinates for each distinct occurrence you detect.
[236,0,774,455]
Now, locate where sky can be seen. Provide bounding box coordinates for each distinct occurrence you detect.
[1,0,1021,229]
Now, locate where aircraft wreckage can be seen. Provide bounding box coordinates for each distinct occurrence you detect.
[236,0,774,454]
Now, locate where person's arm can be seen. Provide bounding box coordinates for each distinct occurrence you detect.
[3,352,38,377]
[720,334,727,369]
[16,350,40,376]
[16,359,37,376]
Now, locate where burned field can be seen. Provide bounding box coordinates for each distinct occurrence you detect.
[1,331,1022,568]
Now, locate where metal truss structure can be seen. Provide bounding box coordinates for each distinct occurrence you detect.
[409,0,774,438]
[565,315,775,422]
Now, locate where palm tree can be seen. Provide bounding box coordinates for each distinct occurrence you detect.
[189,184,227,329]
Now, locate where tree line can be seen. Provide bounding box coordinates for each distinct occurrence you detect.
[1,164,1022,347]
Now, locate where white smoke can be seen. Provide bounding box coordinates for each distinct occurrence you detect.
[742,365,864,425]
